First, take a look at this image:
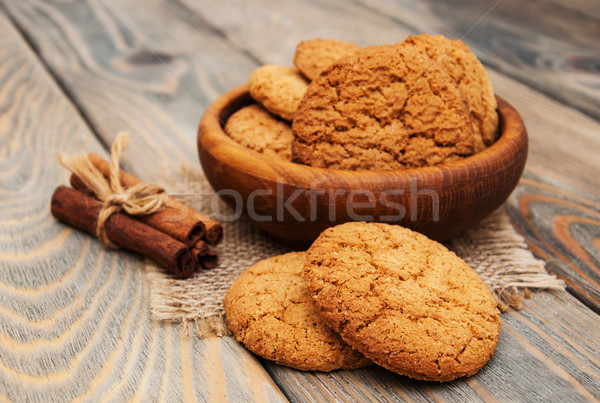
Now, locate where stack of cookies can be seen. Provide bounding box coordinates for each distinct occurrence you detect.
[224,222,501,381]
[225,35,498,170]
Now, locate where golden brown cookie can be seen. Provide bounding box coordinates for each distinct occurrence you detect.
[294,38,361,80]
[223,252,371,372]
[403,34,498,146]
[291,44,477,170]
[248,65,309,121]
[304,222,501,381]
[225,104,293,160]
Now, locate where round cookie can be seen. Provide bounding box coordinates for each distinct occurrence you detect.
[403,34,498,146]
[304,222,501,381]
[225,104,293,160]
[248,65,309,121]
[291,44,477,170]
[223,252,371,372]
[294,38,361,81]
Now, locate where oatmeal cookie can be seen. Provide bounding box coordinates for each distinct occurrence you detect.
[404,34,498,146]
[223,252,371,371]
[292,44,477,170]
[248,65,308,121]
[294,38,360,80]
[304,222,501,381]
[225,104,293,160]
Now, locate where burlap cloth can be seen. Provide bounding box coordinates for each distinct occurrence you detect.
[146,168,565,338]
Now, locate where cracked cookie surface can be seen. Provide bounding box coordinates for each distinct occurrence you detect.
[291,44,477,170]
[225,104,293,160]
[294,38,360,81]
[223,252,371,371]
[403,34,498,146]
[304,222,501,381]
[249,65,309,121]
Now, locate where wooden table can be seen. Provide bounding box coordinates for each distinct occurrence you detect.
[1,0,599,401]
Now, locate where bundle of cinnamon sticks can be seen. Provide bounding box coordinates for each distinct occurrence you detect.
[51,153,222,278]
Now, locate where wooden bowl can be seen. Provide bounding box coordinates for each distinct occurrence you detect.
[198,84,527,248]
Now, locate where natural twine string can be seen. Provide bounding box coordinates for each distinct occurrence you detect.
[58,132,168,247]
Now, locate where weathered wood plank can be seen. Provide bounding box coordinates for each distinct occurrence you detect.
[539,0,600,21]
[4,0,257,180]
[484,69,600,196]
[506,171,600,313]
[0,10,285,402]
[4,0,600,401]
[488,71,600,311]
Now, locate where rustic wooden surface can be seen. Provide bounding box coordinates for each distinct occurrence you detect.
[1,0,599,401]
[0,9,284,402]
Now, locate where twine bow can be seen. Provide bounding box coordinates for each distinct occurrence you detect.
[58,132,167,247]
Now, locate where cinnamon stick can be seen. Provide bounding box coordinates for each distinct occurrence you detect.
[203,221,223,246]
[192,240,209,260]
[75,154,217,246]
[88,153,222,246]
[51,185,196,278]
[201,249,219,269]
[191,241,219,270]
[70,173,206,245]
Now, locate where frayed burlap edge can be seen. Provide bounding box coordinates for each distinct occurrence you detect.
[145,166,290,339]
[451,208,565,311]
[145,167,565,338]
[145,264,233,337]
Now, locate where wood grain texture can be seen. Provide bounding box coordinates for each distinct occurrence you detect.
[3,0,600,401]
[507,171,600,312]
[0,10,285,402]
[539,0,600,20]
[4,0,257,181]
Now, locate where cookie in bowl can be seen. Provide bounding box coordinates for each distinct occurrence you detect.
[291,42,480,170]
[198,35,527,247]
